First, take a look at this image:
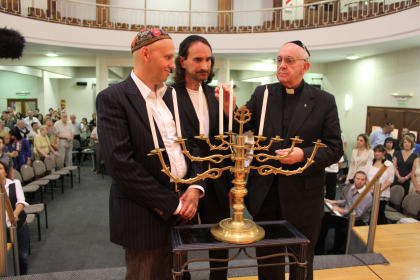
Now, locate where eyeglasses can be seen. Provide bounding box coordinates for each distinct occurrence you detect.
[277,56,307,66]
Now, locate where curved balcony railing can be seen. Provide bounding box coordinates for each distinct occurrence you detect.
[1,0,418,33]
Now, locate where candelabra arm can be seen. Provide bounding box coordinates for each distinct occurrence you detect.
[148,148,232,185]
[194,134,230,151]
[249,140,327,176]
[177,138,231,164]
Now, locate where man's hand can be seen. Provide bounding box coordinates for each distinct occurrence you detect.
[215,84,236,116]
[179,188,200,221]
[275,147,304,165]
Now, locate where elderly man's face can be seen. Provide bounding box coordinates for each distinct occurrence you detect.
[140,39,175,85]
[276,43,310,88]
[62,113,68,122]
[28,111,33,117]
[384,125,394,134]
[3,134,10,145]
[70,115,76,122]
[18,120,25,129]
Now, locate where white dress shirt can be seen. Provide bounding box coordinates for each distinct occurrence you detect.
[3,179,29,227]
[130,72,204,213]
[186,88,210,137]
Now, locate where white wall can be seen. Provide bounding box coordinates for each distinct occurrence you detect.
[323,47,420,156]
[110,0,146,25]
[232,0,272,27]
[58,78,96,120]
[0,70,40,112]
[42,73,60,113]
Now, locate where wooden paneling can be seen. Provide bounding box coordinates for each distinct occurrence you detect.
[366,106,420,141]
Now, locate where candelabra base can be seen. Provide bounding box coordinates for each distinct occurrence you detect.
[210,218,265,244]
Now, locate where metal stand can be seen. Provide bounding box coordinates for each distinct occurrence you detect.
[367,182,381,253]
[171,220,309,280]
[345,212,355,254]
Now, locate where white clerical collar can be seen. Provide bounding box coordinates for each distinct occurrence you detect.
[286,88,295,94]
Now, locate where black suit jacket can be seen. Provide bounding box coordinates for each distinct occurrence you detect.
[244,82,343,227]
[97,76,202,250]
[168,83,231,207]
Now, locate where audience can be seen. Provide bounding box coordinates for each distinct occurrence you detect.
[33,125,60,160]
[0,136,15,179]
[316,171,372,255]
[70,114,81,143]
[407,133,420,155]
[16,119,30,139]
[365,145,394,225]
[346,134,374,184]
[0,119,10,134]
[10,128,32,171]
[410,153,420,195]
[80,117,90,146]
[384,137,395,161]
[393,135,417,196]
[28,122,40,143]
[23,110,41,131]
[369,122,394,148]
[88,113,96,131]
[54,112,74,167]
[45,117,58,150]
[0,160,30,275]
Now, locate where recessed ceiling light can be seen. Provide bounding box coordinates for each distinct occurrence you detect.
[346,55,360,60]
[263,59,274,64]
[45,52,58,57]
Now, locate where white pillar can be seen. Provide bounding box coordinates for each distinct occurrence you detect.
[216,58,230,83]
[96,56,108,94]
[95,56,108,113]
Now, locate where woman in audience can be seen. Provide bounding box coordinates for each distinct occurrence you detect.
[409,152,420,195]
[80,117,90,146]
[0,160,30,275]
[365,145,395,224]
[393,135,417,196]
[10,129,32,170]
[346,133,374,184]
[37,113,44,125]
[33,125,60,160]
[0,119,10,135]
[45,117,58,150]
[384,137,395,161]
[15,112,23,120]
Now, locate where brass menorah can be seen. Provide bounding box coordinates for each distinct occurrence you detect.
[148,105,326,244]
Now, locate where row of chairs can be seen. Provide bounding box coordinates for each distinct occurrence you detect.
[13,155,79,242]
[385,185,420,223]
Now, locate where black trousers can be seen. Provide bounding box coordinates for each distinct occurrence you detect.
[253,184,322,280]
[325,172,338,200]
[378,200,388,225]
[198,185,230,280]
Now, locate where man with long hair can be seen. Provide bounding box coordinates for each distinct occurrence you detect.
[168,35,230,280]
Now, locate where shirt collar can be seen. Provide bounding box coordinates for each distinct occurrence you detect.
[351,185,366,194]
[131,70,167,100]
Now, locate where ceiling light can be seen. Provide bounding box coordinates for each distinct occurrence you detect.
[45,52,58,57]
[263,59,274,64]
[346,55,359,60]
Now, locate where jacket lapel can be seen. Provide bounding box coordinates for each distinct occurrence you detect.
[286,83,314,140]
[176,85,200,136]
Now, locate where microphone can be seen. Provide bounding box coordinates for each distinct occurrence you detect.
[0,27,25,59]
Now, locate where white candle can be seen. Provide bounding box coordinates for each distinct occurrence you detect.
[172,87,182,138]
[219,84,224,135]
[228,80,234,131]
[146,103,159,149]
[198,84,204,135]
[258,86,269,136]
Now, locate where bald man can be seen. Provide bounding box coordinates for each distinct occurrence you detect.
[96,29,204,280]
[220,41,343,280]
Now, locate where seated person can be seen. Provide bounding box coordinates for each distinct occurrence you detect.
[315,171,372,255]
[33,125,60,160]
[0,160,30,275]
